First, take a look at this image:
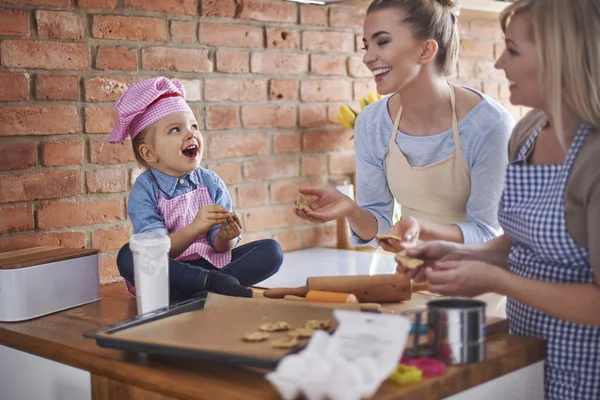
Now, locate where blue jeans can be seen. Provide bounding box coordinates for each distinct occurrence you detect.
[117,239,283,301]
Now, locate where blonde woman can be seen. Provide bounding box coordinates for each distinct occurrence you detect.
[401,1,600,397]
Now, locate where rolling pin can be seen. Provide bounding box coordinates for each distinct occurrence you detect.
[284,294,382,312]
[264,274,411,303]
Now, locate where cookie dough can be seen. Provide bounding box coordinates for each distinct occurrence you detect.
[395,252,424,269]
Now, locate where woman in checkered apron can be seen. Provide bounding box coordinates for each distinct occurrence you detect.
[398,1,600,398]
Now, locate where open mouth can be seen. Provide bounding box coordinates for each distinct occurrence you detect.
[373,67,392,81]
[182,144,199,158]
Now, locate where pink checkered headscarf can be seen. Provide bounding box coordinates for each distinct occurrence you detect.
[108,77,193,144]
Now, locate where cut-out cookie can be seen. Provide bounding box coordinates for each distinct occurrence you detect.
[259,321,291,332]
[242,331,270,342]
[295,194,311,212]
[395,252,424,270]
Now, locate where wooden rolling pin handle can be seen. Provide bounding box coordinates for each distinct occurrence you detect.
[263,286,309,299]
[306,290,358,304]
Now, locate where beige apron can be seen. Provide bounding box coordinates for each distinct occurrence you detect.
[385,82,471,224]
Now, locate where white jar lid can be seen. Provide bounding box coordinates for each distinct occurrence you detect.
[129,232,171,253]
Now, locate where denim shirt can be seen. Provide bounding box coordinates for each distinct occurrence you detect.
[128,167,238,247]
[352,88,515,246]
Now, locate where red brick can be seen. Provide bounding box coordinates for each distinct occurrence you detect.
[302,31,354,53]
[460,39,495,59]
[303,129,353,152]
[92,15,166,42]
[301,155,328,176]
[0,72,29,101]
[0,106,78,137]
[201,0,236,17]
[458,59,476,79]
[237,183,268,208]
[270,80,298,101]
[482,81,500,98]
[2,0,68,5]
[206,162,241,184]
[494,42,506,60]
[272,230,303,252]
[303,223,336,248]
[143,47,212,73]
[274,132,301,154]
[204,78,267,102]
[92,224,131,252]
[42,140,83,167]
[96,46,138,71]
[192,107,205,129]
[170,21,196,44]
[0,232,86,254]
[243,206,300,232]
[329,6,366,29]
[0,205,35,235]
[300,4,328,26]
[90,140,136,165]
[238,0,296,23]
[1,40,88,70]
[241,104,296,129]
[244,157,299,181]
[124,0,196,15]
[251,52,308,75]
[0,170,82,203]
[466,20,503,41]
[266,28,299,49]
[36,75,79,101]
[301,80,352,102]
[85,106,118,134]
[216,50,250,74]
[205,106,239,130]
[200,23,263,48]
[299,104,328,128]
[348,56,371,78]
[474,60,505,80]
[270,177,324,205]
[238,232,267,246]
[78,0,117,8]
[327,105,343,124]
[499,83,511,99]
[0,9,30,38]
[36,11,83,40]
[329,152,355,175]
[353,80,377,100]
[0,142,36,171]
[86,169,127,194]
[84,76,134,102]
[130,167,145,186]
[208,132,269,159]
[38,199,124,229]
[355,34,363,53]
[98,254,121,285]
[453,78,482,92]
[311,55,347,76]
[176,79,202,102]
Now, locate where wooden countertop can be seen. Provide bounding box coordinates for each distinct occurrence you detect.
[0,284,545,400]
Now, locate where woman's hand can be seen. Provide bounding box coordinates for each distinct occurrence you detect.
[293,186,355,223]
[425,260,503,297]
[376,217,420,253]
[397,240,463,282]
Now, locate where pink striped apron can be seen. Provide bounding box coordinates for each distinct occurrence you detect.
[124,170,232,296]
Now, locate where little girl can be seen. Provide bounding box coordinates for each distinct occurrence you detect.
[109,77,283,300]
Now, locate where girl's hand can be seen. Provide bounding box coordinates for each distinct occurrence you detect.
[397,240,463,282]
[293,186,355,223]
[217,212,242,241]
[193,205,230,234]
[376,217,421,253]
[426,260,503,297]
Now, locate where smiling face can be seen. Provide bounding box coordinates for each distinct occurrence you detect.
[140,112,203,177]
[362,8,425,95]
[495,13,543,109]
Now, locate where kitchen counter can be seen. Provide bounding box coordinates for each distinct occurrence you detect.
[0,283,545,400]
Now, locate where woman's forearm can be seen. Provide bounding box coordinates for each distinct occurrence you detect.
[419,220,464,243]
[462,234,512,267]
[494,270,600,326]
[346,205,380,242]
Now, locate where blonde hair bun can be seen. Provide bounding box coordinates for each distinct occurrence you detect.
[435,0,458,7]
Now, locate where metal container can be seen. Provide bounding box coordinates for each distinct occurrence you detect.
[404,298,486,365]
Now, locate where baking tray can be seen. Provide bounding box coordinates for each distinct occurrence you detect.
[84,292,339,369]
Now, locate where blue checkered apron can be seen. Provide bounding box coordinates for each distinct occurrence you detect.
[499,122,600,399]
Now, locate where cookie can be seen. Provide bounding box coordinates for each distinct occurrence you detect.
[242,331,270,342]
[295,194,311,212]
[304,319,331,330]
[395,252,424,270]
[375,234,403,242]
[288,327,315,339]
[259,321,291,332]
[271,337,300,349]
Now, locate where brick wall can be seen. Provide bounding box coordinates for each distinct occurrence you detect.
[0,0,524,284]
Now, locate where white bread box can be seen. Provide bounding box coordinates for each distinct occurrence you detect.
[0,246,100,322]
